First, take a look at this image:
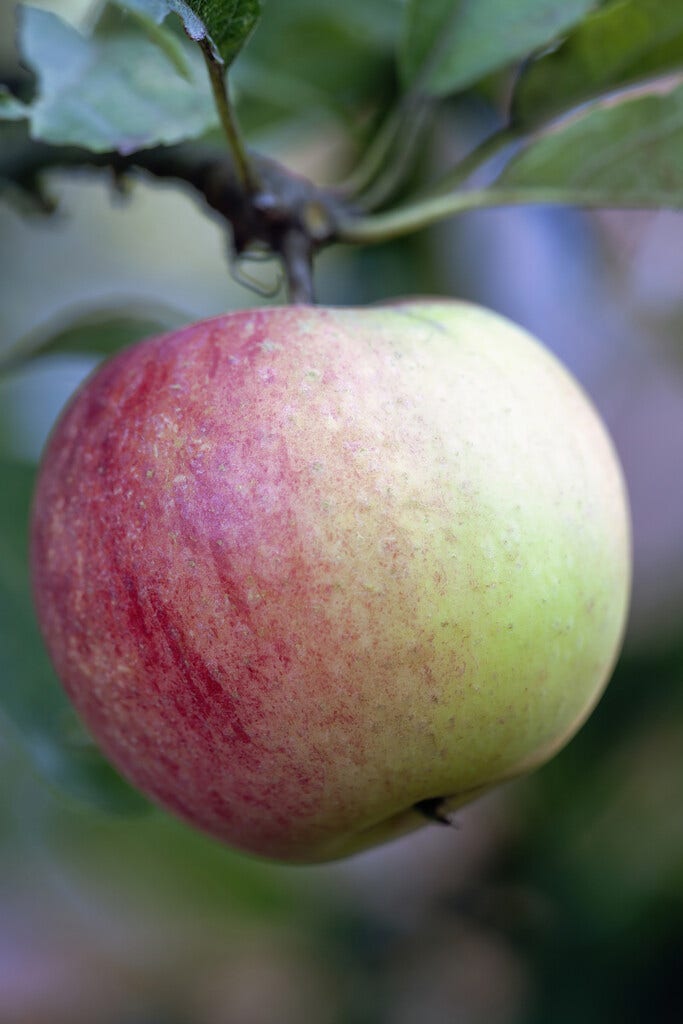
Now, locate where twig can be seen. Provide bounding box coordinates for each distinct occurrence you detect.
[353,98,433,212]
[336,186,664,245]
[0,134,342,304]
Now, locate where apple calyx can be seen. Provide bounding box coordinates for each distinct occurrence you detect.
[414,797,456,827]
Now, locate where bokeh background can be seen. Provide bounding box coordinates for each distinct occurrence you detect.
[1,2,683,1021]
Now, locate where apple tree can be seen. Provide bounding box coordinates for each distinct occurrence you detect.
[1,1,683,1021]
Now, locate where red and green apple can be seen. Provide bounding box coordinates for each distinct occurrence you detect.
[30,301,631,862]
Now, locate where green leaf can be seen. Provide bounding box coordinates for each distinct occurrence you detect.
[235,0,399,124]
[0,458,150,814]
[0,86,29,122]
[118,0,262,68]
[400,0,599,98]
[499,76,683,206]
[18,5,217,155]
[513,0,683,128]
[0,303,187,375]
[182,0,262,67]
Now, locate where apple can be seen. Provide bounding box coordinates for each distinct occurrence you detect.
[30,301,630,863]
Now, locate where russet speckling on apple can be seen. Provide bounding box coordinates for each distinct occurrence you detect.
[30,301,630,862]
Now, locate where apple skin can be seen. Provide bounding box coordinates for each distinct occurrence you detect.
[30,301,630,863]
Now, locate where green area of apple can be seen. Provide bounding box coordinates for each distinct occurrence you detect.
[30,300,631,862]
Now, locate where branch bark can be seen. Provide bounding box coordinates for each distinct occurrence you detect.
[0,131,347,303]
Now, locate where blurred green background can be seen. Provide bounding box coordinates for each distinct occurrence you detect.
[1,2,683,1022]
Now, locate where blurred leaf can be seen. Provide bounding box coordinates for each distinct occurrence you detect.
[237,0,399,123]
[0,457,150,814]
[0,303,187,375]
[400,0,598,98]
[498,75,683,205]
[107,1,194,80]
[54,806,322,923]
[0,85,29,121]
[112,0,170,18]
[513,0,683,128]
[16,5,217,155]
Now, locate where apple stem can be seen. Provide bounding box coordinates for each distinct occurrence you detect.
[280,229,315,304]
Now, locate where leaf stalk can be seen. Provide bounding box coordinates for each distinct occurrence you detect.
[199,39,260,195]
